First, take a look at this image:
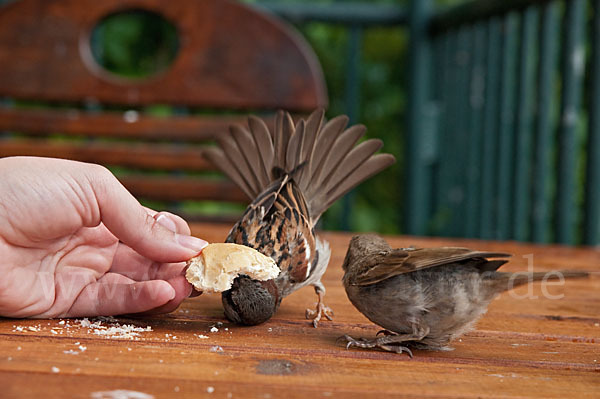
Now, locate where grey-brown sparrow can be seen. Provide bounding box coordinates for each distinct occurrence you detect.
[341,234,588,356]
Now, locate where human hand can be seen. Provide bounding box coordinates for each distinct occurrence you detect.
[0,156,208,318]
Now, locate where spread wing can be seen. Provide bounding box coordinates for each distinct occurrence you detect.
[351,247,511,286]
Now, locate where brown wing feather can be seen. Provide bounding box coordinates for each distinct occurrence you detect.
[230,125,267,189]
[203,147,254,199]
[353,247,511,286]
[314,124,366,188]
[313,153,396,219]
[247,115,275,183]
[297,109,324,187]
[217,134,261,196]
[286,119,305,172]
[305,115,349,195]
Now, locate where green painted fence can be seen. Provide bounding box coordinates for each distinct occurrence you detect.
[406,0,600,245]
[262,0,600,245]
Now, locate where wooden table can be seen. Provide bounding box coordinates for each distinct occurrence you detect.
[1,223,599,398]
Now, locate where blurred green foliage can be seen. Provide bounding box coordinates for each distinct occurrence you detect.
[90,10,179,79]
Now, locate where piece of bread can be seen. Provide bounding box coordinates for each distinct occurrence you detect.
[185,243,280,293]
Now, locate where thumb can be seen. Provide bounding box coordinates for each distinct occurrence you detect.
[91,168,208,262]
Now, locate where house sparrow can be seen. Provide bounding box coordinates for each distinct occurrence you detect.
[204,110,395,326]
[342,234,589,357]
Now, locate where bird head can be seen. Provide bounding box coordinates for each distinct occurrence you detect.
[343,234,389,272]
[221,275,281,325]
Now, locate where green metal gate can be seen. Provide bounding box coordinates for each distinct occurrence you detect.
[405,0,600,246]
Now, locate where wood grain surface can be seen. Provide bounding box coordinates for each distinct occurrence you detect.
[1,223,598,398]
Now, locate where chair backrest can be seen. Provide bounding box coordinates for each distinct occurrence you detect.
[0,0,327,220]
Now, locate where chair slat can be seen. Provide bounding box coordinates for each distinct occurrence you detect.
[120,176,247,203]
[0,140,215,172]
[531,1,560,244]
[555,0,586,245]
[0,108,249,142]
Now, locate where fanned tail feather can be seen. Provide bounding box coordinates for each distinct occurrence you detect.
[204,109,396,223]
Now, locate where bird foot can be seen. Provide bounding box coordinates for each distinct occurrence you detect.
[305,301,334,328]
[342,334,413,358]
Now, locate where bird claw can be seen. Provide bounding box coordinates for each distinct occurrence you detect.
[376,329,396,336]
[305,301,334,328]
[343,335,370,350]
[341,334,413,358]
[379,344,413,358]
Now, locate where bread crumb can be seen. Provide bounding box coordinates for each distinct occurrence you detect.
[207,387,215,394]
[79,318,153,340]
[90,390,154,399]
[51,366,60,373]
[210,327,219,333]
[210,346,224,353]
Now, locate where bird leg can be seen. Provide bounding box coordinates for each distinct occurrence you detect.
[305,282,333,328]
[343,325,429,357]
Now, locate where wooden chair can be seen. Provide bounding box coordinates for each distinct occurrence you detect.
[0,0,327,220]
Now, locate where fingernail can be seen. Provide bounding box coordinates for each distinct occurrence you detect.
[176,234,208,253]
[156,214,177,232]
[166,285,176,301]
